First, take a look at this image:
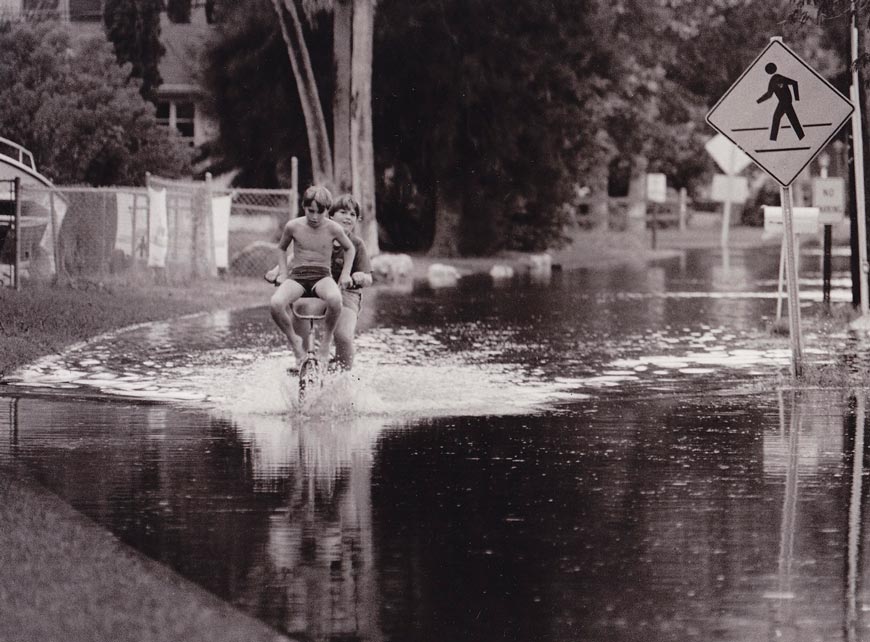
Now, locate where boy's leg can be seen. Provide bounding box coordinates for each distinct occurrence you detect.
[333,307,359,370]
[312,277,343,362]
[270,279,306,363]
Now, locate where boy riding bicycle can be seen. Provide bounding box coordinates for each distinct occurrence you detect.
[267,193,372,370]
[269,186,355,367]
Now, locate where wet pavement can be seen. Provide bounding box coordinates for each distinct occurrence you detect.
[3,242,870,641]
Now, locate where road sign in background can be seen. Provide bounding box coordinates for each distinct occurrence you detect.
[646,173,667,203]
[711,174,749,203]
[812,176,846,225]
[705,134,752,175]
[706,39,853,186]
[763,206,819,235]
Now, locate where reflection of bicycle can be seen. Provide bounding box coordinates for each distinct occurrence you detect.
[291,297,327,401]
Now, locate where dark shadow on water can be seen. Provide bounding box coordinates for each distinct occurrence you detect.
[3,245,870,640]
[3,387,870,641]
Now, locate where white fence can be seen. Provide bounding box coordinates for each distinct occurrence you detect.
[0,176,296,288]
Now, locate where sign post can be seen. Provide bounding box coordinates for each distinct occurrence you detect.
[812,158,845,307]
[705,134,751,248]
[706,37,854,378]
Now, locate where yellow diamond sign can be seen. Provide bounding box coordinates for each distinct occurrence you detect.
[706,39,853,186]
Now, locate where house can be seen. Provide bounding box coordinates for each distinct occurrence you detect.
[2,0,217,151]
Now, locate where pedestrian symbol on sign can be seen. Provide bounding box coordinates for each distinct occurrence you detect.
[757,63,804,141]
[706,38,852,187]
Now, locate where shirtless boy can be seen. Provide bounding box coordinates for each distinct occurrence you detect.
[269,186,355,365]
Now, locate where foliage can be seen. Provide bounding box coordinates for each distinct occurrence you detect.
[374,0,608,253]
[166,0,192,23]
[199,0,843,255]
[200,0,333,188]
[103,0,164,100]
[0,21,191,185]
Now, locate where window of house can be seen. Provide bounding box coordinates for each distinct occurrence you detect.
[68,0,102,21]
[156,100,196,146]
[23,0,60,18]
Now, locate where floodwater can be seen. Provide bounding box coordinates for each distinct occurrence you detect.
[3,242,870,641]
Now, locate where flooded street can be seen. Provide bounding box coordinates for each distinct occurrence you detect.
[3,243,870,641]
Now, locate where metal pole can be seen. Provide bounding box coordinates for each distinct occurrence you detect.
[820,157,833,307]
[13,177,20,291]
[851,3,869,315]
[777,235,786,321]
[847,392,865,639]
[721,144,736,248]
[781,184,804,377]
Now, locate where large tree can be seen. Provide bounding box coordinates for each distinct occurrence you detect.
[271,0,379,253]
[166,0,192,23]
[201,1,331,188]
[103,0,164,100]
[0,21,190,185]
[374,0,614,254]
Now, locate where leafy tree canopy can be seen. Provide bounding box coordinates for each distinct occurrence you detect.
[103,0,164,100]
[166,0,192,23]
[0,21,191,185]
[200,0,333,188]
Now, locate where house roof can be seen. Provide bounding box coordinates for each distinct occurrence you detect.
[64,12,212,97]
[158,15,212,95]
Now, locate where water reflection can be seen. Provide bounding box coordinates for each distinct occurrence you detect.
[3,244,870,640]
[4,369,870,639]
[0,395,388,640]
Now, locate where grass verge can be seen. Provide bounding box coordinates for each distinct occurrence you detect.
[0,275,268,377]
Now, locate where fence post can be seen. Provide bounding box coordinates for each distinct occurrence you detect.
[679,187,687,231]
[101,191,108,275]
[13,177,20,291]
[205,171,216,276]
[48,189,59,283]
[145,173,151,268]
[291,156,298,220]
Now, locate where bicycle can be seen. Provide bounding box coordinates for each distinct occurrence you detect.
[290,296,329,401]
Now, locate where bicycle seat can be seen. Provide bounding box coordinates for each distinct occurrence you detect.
[291,297,328,320]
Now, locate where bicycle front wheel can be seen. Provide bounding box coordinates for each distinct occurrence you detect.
[298,358,321,401]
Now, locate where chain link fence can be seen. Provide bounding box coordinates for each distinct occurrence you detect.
[2,178,297,288]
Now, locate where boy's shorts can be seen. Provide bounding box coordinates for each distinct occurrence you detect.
[289,266,331,296]
[341,289,362,314]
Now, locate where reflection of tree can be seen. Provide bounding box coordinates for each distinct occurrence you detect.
[232,414,385,640]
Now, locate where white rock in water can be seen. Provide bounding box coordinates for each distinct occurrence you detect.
[427,263,461,288]
[371,252,414,282]
[489,264,514,280]
[522,253,552,275]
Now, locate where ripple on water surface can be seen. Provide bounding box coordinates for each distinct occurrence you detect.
[2,297,847,417]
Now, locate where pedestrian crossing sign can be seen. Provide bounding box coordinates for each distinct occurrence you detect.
[706,39,853,187]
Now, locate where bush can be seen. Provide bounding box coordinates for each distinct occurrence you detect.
[0,21,191,186]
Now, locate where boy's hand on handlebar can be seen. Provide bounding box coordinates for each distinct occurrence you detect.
[339,274,353,289]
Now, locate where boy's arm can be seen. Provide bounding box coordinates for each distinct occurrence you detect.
[276,222,295,281]
[351,238,373,287]
[333,224,355,287]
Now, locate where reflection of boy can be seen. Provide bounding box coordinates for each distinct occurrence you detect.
[269,186,355,365]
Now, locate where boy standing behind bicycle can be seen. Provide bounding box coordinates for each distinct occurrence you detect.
[270,186,355,366]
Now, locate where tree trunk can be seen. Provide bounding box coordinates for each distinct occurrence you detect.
[428,179,462,257]
[332,0,353,193]
[587,160,610,229]
[626,154,648,233]
[272,0,333,186]
[351,0,379,254]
